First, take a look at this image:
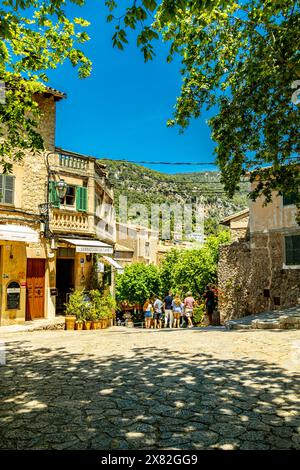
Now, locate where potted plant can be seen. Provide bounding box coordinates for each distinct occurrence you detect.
[89,290,102,329]
[100,293,116,327]
[83,302,94,330]
[65,290,85,331]
[98,306,112,328]
[75,316,84,331]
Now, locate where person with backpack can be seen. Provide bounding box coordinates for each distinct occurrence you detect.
[153,296,164,329]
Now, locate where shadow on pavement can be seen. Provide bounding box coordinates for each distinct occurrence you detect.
[0,336,299,450]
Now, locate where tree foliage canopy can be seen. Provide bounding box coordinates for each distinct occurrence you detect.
[116,263,162,305]
[0,0,91,170]
[107,0,300,203]
[116,231,230,305]
[1,0,299,207]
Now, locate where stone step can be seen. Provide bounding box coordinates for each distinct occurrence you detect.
[225,306,300,330]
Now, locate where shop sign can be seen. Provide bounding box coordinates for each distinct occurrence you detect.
[75,246,113,254]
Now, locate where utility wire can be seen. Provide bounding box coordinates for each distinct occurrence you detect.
[101,159,217,166]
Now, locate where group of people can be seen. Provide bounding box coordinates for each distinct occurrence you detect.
[142,286,215,329]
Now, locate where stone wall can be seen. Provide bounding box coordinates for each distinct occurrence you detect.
[20,95,56,214]
[218,232,300,324]
[230,227,249,242]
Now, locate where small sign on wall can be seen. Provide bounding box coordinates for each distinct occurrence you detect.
[7,281,21,310]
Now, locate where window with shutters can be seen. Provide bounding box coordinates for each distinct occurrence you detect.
[76,186,88,212]
[0,175,15,205]
[62,186,76,207]
[49,181,60,208]
[285,235,300,266]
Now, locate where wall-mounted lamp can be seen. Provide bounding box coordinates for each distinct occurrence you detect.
[55,179,68,199]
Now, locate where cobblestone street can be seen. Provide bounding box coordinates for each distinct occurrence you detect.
[0,327,299,450]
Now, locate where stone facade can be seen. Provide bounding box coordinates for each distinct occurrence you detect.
[115,222,158,266]
[0,89,115,326]
[218,190,300,324]
[220,209,249,242]
[218,234,300,324]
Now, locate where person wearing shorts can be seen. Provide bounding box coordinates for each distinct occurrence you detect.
[184,291,195,328]
[153,297,164,329]
[172,294,183,328]
[143,299,153,329]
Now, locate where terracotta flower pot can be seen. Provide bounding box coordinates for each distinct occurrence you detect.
[65,315,76,331]
[84,321,92,330]
[75,321,83,331]
[92,321,100,330]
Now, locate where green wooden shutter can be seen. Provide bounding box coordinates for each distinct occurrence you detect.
[285,235,300,266]
[49,181,60,208]
[76,186,88,212]
[283,190,298,206]
[4,176,14,204]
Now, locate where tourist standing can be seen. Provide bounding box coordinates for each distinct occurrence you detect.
[172,294,183,328]
[184,291,195,328]
[164,291,173,328]
[205,285,215,325]
[153,296,164,329]
[143,299,153,329]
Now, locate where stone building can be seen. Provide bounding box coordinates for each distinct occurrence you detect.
[218,186,300,324]
[115,222,158,266]
[0,87,118,326]
[220,208,249,242]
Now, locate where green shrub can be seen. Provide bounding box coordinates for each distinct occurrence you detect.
[65,290,86,320]
[193,305,205,325]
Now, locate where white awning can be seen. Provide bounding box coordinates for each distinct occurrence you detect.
[103,256,124,273]
[0,225,39,243]
[61,238,113,254]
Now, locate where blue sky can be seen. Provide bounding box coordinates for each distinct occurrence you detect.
[47,0,217,174]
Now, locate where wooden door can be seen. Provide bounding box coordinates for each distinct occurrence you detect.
[26,259,45,320]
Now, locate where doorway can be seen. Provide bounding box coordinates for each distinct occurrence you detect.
[56,258,75,314]
[26,259,45,320]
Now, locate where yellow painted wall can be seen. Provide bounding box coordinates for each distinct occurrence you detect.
[0,242,27,325]
[74,253,93,290]
[250,188,298,234]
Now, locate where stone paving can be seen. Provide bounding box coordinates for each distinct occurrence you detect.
[0,327,299,450]
[225,306,300,330]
